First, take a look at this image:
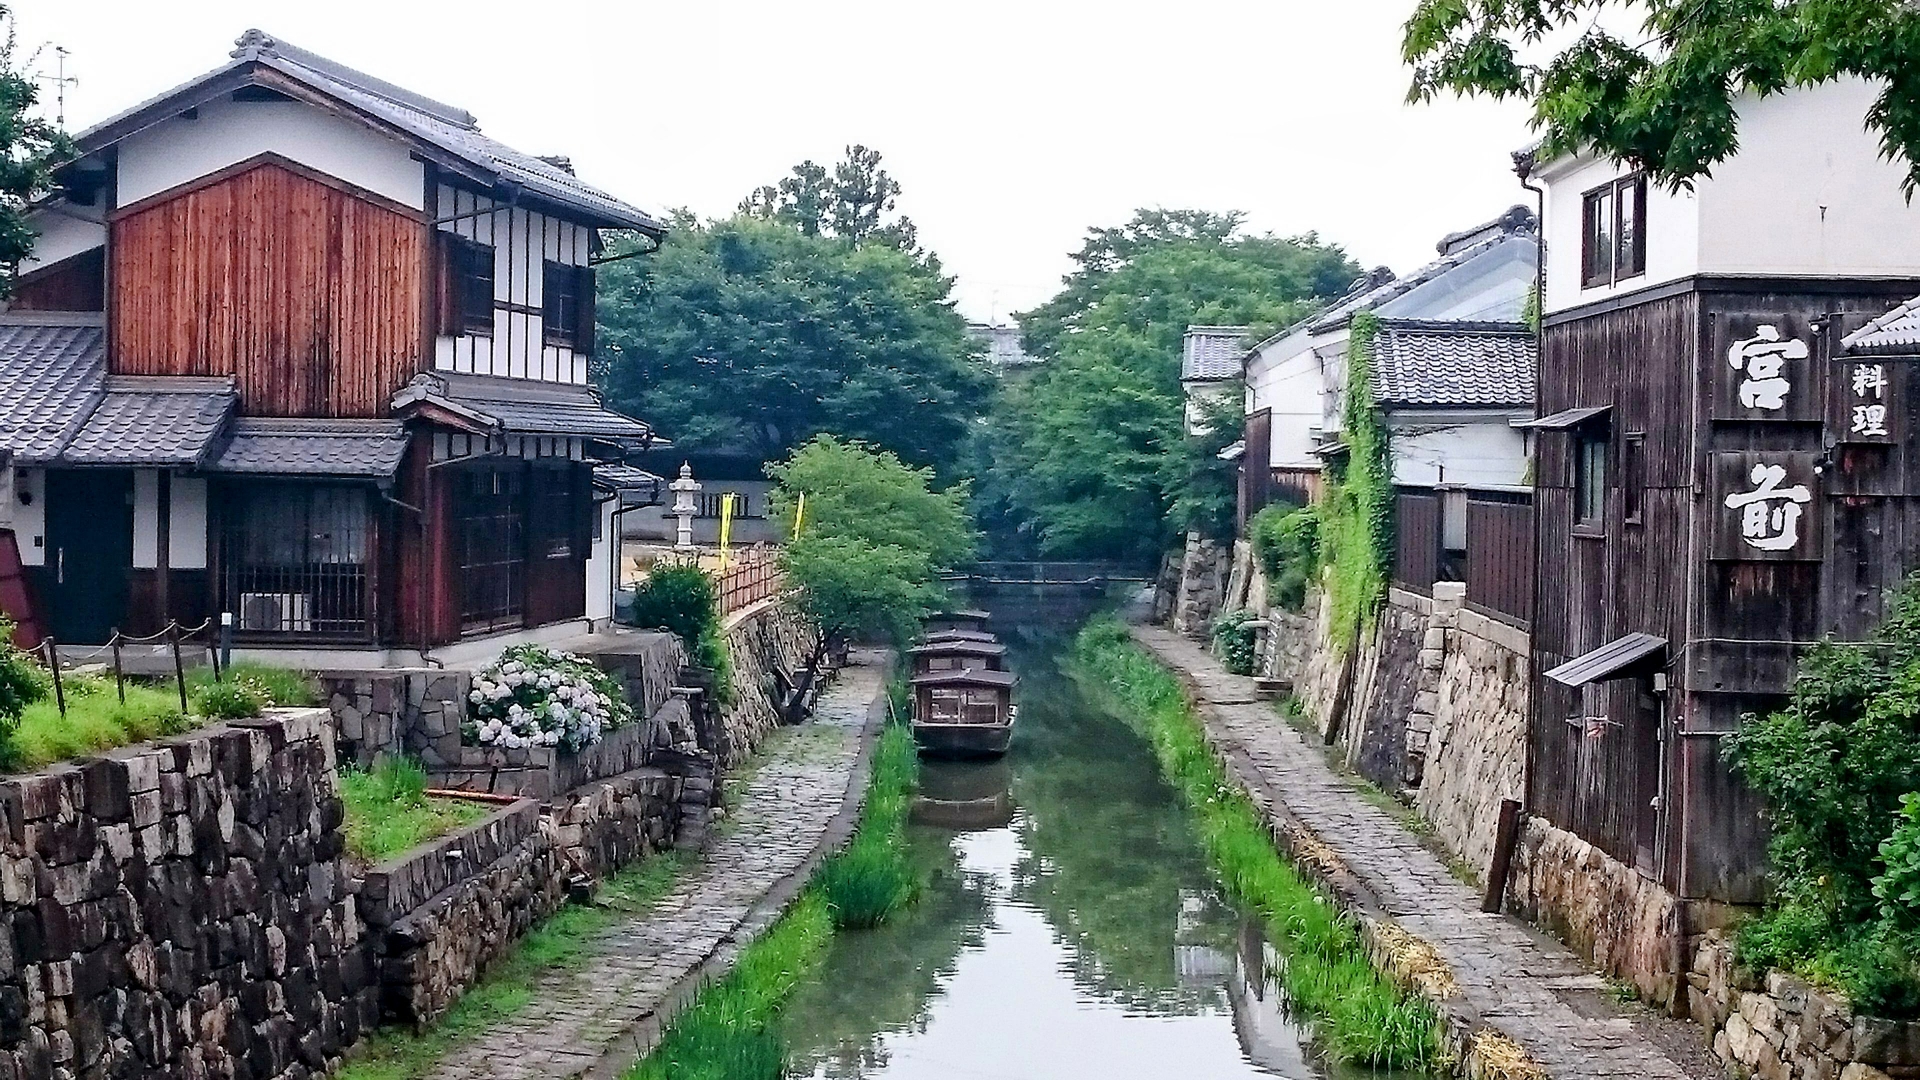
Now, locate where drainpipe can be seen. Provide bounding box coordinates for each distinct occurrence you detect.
[1515,152,1546,820]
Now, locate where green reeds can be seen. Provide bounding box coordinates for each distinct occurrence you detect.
[819,724,918,928]
[1071,618,1442,1071]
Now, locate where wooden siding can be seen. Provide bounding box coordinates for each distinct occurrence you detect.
[1465,490,1533,626]
[110,159,425,417]
[1239,409,1273,530]
[431,181,594,384]
[13,247,105,312]
[1535,279,1920,902]
[1393,487,1442,595]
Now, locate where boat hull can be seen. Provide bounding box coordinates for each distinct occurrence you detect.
[911,721,1015,758]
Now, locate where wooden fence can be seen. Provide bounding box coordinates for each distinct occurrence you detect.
[1389,486,1533,627]
[716,546,784,615]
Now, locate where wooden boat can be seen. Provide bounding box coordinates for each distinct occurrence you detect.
[909,667,1017,758]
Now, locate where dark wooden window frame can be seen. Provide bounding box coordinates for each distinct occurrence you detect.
[455,465,526,634]
[219,482,375,641]
[1621,432,1647,526]
[1581,173,1649,290]
[540,260,596,354]
[1574,425,1610,535]
[439,234,496,337]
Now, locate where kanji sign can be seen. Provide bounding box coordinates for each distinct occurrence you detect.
[1727,325,1807,411]
[1837,359,1901,444]
[1712,452,1821,561]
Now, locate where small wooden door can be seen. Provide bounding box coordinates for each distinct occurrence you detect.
[44,470,132,644]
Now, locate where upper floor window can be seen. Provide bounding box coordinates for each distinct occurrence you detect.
[1582,174,1648,289]
[437,234,495,337]
[542,261,595,353]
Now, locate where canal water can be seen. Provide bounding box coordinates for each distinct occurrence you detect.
[778,618,1405,1080]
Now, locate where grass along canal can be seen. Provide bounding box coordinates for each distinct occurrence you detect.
[768,617,1432,1080]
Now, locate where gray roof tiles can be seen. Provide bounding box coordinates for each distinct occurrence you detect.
[209,418,410,477]
[396,372,656,442]
[62,378,236,467]
[1844,297,1920,356]
[1369,321,1537,408]
[1182,326,1250,381]
[0,318,107,465]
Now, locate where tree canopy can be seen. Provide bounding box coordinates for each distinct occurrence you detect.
[976,211,1359,560]
[0,13,72,297]
[772,435,976,648]
[596,148,987,473]
[1402,0,1920,192]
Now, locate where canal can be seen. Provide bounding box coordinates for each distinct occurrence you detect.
[777,616,1408,1080]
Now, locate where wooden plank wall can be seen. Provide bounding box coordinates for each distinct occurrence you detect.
[1464,491,1533,626]
[1393,488,1442,595]
[110,160,424,417]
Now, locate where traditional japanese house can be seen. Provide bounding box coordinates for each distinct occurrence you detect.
[1520,77,1920,914]
[0,30,665,658]
[908,638,1008,676]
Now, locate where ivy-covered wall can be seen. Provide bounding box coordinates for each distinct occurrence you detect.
[1320,310,1395,646]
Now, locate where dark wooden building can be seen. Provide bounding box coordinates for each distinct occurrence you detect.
[1523,80,1920,907]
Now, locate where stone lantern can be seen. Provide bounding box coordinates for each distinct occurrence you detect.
[668,463,701,551]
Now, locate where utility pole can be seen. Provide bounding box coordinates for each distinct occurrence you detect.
[35,45,75,132]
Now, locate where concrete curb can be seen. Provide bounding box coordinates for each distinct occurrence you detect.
[578,664,889,1080]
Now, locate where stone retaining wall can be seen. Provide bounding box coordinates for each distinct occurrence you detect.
[0,708,375,1080]
[1688,933,1920,1080]
[1413,601,1529,880]
[704,602,818,769]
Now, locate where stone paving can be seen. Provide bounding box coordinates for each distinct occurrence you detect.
[423,660,883,1080]
[1132,624,1712,1080]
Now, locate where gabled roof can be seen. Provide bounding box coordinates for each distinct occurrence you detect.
[392,372,656,445]
[1369,321,1536,409]
[69,30,663,234]
[62,377,236,468]
[909,640,1008,658]
[1843,296,1920,357]
[208,417,410,478]
[1182,326,1250,381]
[0,316,107,466]
[911,668,1017,689]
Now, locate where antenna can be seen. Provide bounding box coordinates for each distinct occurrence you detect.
[34,45,75,132]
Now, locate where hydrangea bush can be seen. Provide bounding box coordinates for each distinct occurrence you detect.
[464,644,633,752]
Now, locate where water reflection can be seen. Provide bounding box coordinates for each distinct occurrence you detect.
[779,625,1409,1080]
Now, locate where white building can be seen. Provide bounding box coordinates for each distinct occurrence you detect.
[1181,325,1250,434]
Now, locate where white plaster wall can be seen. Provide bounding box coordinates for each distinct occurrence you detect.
[21,209,106,275]
[12,470,43,566]
[132,472,208,571]
[1540,155,1700,315]
[432,184,592,385]
[116,96,424,210]
[1389,414,1530,488]
[1699,78,1920,278]
[1246,328,1330,469]
[587,499,615,621]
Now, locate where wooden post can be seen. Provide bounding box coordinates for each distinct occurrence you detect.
[168,622,188,716]
[1482,797,1524,914]
[110,627,125,704]
[41,638,65,718]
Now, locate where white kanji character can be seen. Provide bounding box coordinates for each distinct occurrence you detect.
[1723,463,1813,551]
[1727,325,1807,411]
[1853,363,1889,400]
[1853,403,1891,438]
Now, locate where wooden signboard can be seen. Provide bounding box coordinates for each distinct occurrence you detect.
[1712,314,1823,422]
[1710,450,1822,561]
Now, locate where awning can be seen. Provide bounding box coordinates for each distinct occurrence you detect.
[62,377,235,468]
[391,372,658,445]
[1544,632,1668,687]
[1217,440,1246,462]
[593,462,664,497]
[1517,405,1611,430]
[208,418,410,479]
[911,668,1017,689]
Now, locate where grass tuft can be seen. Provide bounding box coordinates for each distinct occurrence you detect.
[820,724,918,929]
[339,757,493,864]
[1071,617,1442,1071]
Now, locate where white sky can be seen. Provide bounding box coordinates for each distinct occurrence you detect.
[16,0,1536,323]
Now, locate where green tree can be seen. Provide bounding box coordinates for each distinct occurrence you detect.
[772,436,977,709]
[0,13,73,297]
[978,212,1358,560]
[1402,0,1920,192]
[597,149,987,474]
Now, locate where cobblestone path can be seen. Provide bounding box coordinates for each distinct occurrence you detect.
[424,661,884,1080]
[1132,625,1713,1080]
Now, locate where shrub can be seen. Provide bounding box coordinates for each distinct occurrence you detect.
[464,644,633,752]
[0,621,48,732]
[1211,609,1259,675]
[630,564,719,646]
[192,678,270,720]
[1249,502,1321,611]
[1877,794,1920,932]
[189,662,316,708]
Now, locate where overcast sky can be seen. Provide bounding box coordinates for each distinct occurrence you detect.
[17,0,1535,323]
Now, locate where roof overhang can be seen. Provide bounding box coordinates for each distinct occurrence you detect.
[910,668,1017,689]
[1517,405,1612,430]
[909,640,1008,658]
[1544,633,1668,687]
[1217,441,1246,461]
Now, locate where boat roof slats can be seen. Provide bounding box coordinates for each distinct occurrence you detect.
[922,630,998,643]
[909,640,1007,657]
[911,669,1017,688]
[1543,632,1667,686]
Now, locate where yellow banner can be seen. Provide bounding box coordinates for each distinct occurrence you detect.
[792,492,806,540]
[718,493,735,572]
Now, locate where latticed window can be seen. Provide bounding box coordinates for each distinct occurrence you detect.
[457,466,526,633]
[221,484,372,638]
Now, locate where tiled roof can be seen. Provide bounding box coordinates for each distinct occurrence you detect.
[62,377,236,467]
[393,372,657,443]
[592,463,663,492]
[209,418,410,477]
[1182,326,1250,381]
[1369,321,1536,408]
[1843,296,1920,356]
[0,317,106,465]
[1308,228,1530,336]
[74,31,662,234]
